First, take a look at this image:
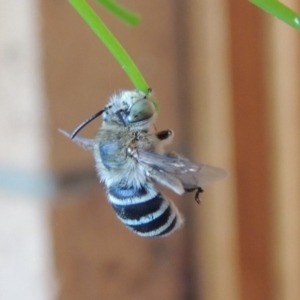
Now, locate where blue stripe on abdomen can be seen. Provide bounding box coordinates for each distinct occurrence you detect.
[128,205,172,233]
[111,192,164,220]
[109,185,148,199]
[108,185,180,237]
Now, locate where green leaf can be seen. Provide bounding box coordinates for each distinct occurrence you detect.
[250,0,300,31]
[96,0,140,26]
[69,0,149,93]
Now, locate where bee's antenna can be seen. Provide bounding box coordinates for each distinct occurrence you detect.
[71,109,105,139]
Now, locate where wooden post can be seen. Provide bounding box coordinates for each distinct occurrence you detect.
[184,1,240,299]
[265,3,300,299]
[228,2,275,299]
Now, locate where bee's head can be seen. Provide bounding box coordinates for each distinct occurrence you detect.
[103,89,157,129]
[69,89,157,139]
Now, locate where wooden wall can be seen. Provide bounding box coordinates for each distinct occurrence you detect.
[43,0,300,299]
[1,0,300,299]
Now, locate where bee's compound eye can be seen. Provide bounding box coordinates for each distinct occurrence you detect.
[127,99,155,123]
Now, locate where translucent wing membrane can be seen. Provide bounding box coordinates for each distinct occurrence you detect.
[179,164,228,188]
[136,150,200,173]
[136,149,228,188]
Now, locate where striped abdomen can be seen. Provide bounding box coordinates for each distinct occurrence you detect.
[107,183,183,237]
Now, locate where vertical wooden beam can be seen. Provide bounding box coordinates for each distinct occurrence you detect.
[184,1,240,299]
[265,2,300,299]
[228,1,274,299]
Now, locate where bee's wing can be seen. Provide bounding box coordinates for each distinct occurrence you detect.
[136,149,228,188]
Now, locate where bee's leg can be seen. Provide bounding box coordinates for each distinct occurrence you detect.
[185,187,204,205]
[155,130,174,153]
[156,130,173,141]
[195,187,204,204]
[163,150,204,204]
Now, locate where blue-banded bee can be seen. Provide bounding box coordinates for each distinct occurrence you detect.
[60,89,227,237]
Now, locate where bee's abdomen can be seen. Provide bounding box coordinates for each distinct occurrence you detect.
[108,184,182,237]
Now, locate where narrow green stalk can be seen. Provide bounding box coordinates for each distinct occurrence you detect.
[250,0,300,31]
[69,0,149,93]
[96,0,140,26]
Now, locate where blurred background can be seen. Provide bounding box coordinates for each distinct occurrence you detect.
[1,0,300,299]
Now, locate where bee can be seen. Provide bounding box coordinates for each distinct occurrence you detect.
[60,89,227,237]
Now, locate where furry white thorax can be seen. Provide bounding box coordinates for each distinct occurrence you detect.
[95,153,148,188]
[94,90,159,188]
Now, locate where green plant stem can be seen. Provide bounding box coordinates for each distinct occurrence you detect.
[69,0,149,93]
[250,0,300,31]
[96,0,140,26]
